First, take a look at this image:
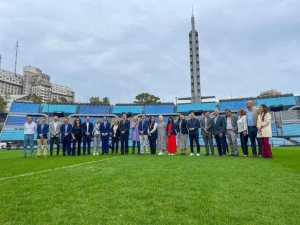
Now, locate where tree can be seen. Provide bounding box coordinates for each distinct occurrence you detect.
[31,94,43,103]
[134,93,160,105]
[0,96,7,112]
[89,97,110,105]
[59,96,68,103]
[51,98,59,104]
[101,97,110,105]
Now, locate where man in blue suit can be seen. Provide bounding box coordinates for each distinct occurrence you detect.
[60,118,73,156]
[37,117,49,157]
[212,109,227,156]
[100,116,110,155]
[187,112,201,156]
[138,113,149,154]
[82,116,94,155]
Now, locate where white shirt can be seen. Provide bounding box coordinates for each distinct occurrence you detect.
[204,118,208,129]
[237,115,248,133]
[113,125,118,137]
[86,122,89,132]
[24,122,37,135]
[53,121,58,131]
[148,122,158,133]
[226,117,233,129]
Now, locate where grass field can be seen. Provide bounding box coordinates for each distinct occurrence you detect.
[0,147,299,225]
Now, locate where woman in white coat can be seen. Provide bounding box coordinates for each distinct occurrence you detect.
[257,104,273,158]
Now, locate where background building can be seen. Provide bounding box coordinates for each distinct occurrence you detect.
[0,66,75,103]
[259,89,282,97]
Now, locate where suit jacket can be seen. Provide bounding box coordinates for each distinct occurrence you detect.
[200,117,213,134]
[37,123,49,139]
[82,122,94,137]
[246,107,260,126]
[60,124,73,140]
[225,115,238,132]
[176,119,189,134]
[212,116,226,135]
[257,113,272,138]
[49,121,62,138]
[110,125,120,138]
[119,119,130,136]
[167,123,176,135]
[100,121,111,137]
[187,118,200,136]
[138,119,148,134]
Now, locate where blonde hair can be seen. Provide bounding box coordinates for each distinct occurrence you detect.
[238,108,246,116]
[159,115,163,119]
[133,116,139,122]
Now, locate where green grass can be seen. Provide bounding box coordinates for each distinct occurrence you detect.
[0,147,299,225]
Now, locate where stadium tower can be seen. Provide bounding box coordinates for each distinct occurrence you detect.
[189,8,201,103]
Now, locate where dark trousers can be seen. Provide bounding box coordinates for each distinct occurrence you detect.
[50,136,60,155]
[120,134,129,154]
[189,134,200,154]
[111,136,119,153]
[72,136,82,156]
[215,134,227,155]
[148,137,157,155]
[101,135,109,154]
[239,132,248,155]
[247,126,262,156]
[132,141,140,154]
[62,138,71,156]
[83,135,92,155]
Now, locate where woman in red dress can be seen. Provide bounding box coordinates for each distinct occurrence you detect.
[167,117,177,155]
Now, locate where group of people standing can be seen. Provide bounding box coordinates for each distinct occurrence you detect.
[22,100,273,159]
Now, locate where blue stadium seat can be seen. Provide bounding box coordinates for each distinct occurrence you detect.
[144,105,174,114]
[177,103,216,112]
[42,104,77,113]
[271,125,278,136]
[112,105,143,114]
[10,102,40,113]
[219,100,248,111]
[5,116,36,126]
[256,96,296,107]
[0,130,37,141]
[78,105,110,114]
[282,124,300,136]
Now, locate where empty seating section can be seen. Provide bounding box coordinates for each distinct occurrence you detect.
[42,104,77,113]
[5,116,36,126]
[112,105,142,114]
[1,130,36,141]
[177,103,216,112]
[281,110,299,123]
[219,100,248,111]
[256,96,296,107]
[144,105,174,114]
[10,102,40,113]
[271,125,278,136]
[282,124,300,136]
[78,105,110,114]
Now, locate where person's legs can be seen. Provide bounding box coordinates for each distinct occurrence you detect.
[144,135,149,154]
[220,135,227,155]
[120,134,124,154]
[203,133,209,155]
[227,130,234,155]
[62,139,67,156]
[208,132,214,155]
[87,136,92,155]
[82,136,87,155]
[189,135,194,154]
[132,141,136,154]
[29,135,34,157]
[49,137,54,156]
[124,134,129,154]
[37,139,42,156]
[139,135,144,154]
[56,137,60,155]
[195,134,200,154]
[137,141,140,154]
[23,136,29,157]
[214,135,222,155]
[248,127,257,156]
[43,138,48,156]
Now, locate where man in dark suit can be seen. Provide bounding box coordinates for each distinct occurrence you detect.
[60,118,73,156]
[119,113,130,154]
[187,112,201,156]
[82,116,94,155]
[212,110,227,156]
[200,111,215,156]
[100,116,110,155]
[138,113,149,154]
[37,117,49,157]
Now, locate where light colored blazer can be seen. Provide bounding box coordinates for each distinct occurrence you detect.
[49,121,62,138]
[200,117,213,134]
[257,113,272,138]
[246,107,260,126]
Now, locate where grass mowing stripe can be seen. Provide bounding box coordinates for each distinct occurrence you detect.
[0,156,121,181]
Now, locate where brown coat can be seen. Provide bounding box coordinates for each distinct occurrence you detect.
[246,107,260,126]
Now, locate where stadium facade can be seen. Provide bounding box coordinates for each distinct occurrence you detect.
[0,66,75,103]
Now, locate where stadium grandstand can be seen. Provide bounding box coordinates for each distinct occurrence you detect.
[0,94,300,148]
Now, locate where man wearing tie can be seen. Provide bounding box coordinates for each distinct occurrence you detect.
[82,116,94,155]
[49,116,62,156]
[60,118,72,156]
[37,117,49,157]
[212,109,227,156]
[138,113,149,154]
[119,113,130,154]
[200,111,214,156]
[187,112,201,156]
[100,116,110,155]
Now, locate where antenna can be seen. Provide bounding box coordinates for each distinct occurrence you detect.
[192,5,194,16]
[14,40,18,76]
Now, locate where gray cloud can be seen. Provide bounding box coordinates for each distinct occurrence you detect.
[0,0,299,104]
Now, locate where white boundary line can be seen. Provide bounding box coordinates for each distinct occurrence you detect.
[0,157,119,181]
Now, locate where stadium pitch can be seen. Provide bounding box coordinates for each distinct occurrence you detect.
[0,147,299,225]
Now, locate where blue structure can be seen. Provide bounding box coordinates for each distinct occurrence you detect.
[1,130,36,141]
[10,102,40,113]
[78,105,110,114]
[256,96,296,107]
[5,116,36,126]
[144,105,174,114]
[42,104,77,114]
[219,100,248,111]
[177,103,216,112]
[112,105,143,114]
[282,124,300,136]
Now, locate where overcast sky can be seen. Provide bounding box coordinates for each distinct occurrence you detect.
[0,0,299,104]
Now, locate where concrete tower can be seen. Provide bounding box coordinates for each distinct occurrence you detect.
[189,9,201,103]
